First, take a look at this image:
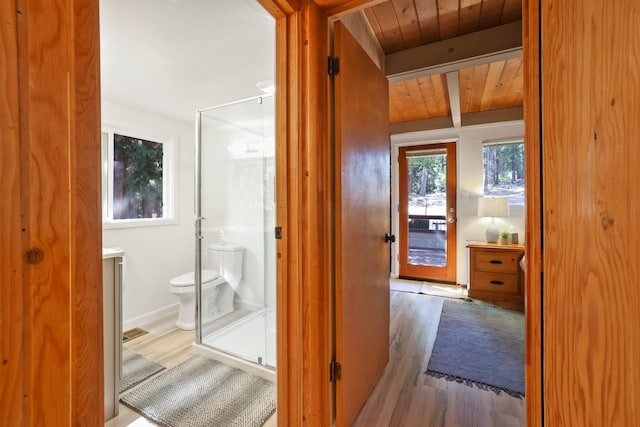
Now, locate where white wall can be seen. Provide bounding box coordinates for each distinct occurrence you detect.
[199,100,275,310]
[102,99,195,330]
[391,120,525,285]
[103,99,276,330]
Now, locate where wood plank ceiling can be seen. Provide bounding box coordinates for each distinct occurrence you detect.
[361,0,523,126]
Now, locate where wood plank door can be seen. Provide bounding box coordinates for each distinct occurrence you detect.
[398,143,457,283]
[334,21,390,427]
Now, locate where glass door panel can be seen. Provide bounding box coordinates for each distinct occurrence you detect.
[407,151,447,267]
[195,95,276,369]
[399,143,457,282]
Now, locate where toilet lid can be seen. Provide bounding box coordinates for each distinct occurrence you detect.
[170,269,219,286]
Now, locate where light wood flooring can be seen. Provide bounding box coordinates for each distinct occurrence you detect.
[389,278,469,300]
[353,291,525,426]
[106,290,524,426]
[105,327,277,427]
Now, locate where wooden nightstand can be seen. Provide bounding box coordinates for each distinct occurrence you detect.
[467,243,525,311]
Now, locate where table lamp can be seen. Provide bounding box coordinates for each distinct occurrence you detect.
[477,196,510,243]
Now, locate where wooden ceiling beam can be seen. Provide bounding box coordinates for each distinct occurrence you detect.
[389,106,523,133]
[385,20,522,82]
[445,71,461,128]
[462,106,523,126]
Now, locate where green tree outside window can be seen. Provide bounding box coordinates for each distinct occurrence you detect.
[113,134,164,219]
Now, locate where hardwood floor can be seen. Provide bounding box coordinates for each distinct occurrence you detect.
[353,291,525,427]
[390,278,468,300]
[106,290,524,426]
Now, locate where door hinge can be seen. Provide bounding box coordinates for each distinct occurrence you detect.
[328,56,340,76]
[275,226,282,240]
[330,360,342,382]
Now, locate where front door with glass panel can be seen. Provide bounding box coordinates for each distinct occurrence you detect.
[399,143,457,282]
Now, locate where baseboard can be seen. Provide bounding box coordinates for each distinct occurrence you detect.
[123,303,179,336]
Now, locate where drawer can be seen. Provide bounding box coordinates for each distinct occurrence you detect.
[474,251,520,274]
[472,271,519,294]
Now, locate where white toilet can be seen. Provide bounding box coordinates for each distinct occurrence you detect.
[169,243,243,330]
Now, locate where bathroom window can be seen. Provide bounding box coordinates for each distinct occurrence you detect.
[482,140,525,207]
[101,129,175,227]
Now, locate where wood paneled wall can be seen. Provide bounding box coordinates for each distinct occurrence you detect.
[1,0,103,424]
[541,0,640,424]
[7,0,640,425]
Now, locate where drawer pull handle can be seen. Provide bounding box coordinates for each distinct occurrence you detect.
[490,260,503,264]
[490,280,504,285]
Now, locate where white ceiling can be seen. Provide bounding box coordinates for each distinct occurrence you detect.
[100,0,275,123]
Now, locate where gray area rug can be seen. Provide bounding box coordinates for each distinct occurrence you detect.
[426,300,525,397]
[120,355,276,427]
[121,347,165,393]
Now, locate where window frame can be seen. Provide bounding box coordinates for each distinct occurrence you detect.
[101,126,177,229]
[481,138,525,208]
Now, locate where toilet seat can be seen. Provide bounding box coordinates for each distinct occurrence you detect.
[170,269,219,287]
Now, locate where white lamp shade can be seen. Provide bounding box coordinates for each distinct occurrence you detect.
[478,196,510,218]
[478,197,509,243]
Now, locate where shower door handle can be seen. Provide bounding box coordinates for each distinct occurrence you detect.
[195,217,206,240]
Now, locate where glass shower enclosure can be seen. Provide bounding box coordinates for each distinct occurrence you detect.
[194,95,276,373]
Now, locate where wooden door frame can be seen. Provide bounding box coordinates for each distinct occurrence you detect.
[2,0,103,424]
[3,0,542,425]
[264,1,542,426]
[398,142,457,283]
[258,1,333,425]
[523,0,542,425]
[1,0,23,422]
[262,0,543,425]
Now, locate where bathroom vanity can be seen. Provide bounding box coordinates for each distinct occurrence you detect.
[102,248,124,420]
[467,243,525,311]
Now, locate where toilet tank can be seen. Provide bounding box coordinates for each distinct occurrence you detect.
[208,243,243,289]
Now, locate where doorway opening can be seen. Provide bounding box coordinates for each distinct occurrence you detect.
[398,142,457,283]
[99,0,278,424]
[330,2,529,425]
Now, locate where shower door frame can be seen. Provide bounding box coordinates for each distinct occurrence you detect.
[194,94,276,368]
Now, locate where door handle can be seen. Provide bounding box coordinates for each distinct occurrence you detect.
[385,233,395,243]
[448,217,457,223]
[195,217,206,240]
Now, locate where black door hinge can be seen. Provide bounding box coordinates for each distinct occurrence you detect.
[328,56,340,76]
[330,360,342,382]
[275,226,282,240]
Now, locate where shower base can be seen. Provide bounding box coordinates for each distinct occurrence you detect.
[193,308,276,381]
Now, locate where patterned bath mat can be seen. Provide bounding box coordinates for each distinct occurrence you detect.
[120,355,276,427]
[121,347,165,393]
